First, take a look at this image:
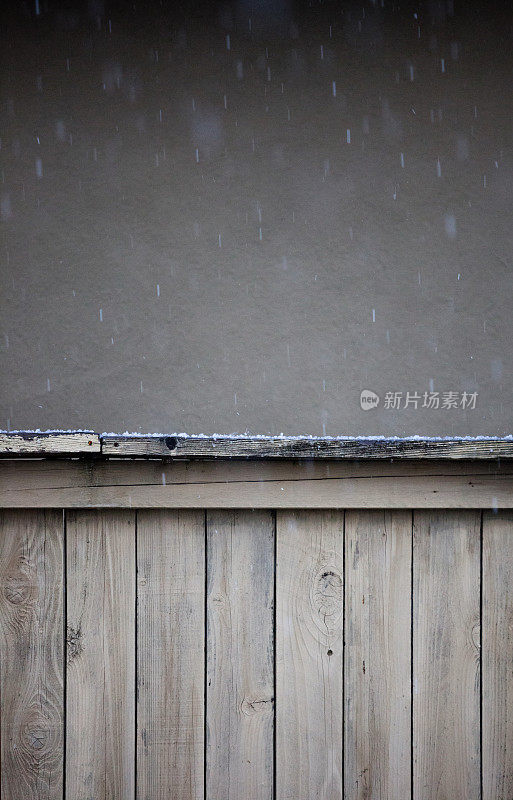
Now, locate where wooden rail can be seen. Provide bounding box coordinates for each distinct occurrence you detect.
[2,458,513,507]
[0,431,100,456]
[2,431,513,459]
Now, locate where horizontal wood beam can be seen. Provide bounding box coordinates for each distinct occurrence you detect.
[1,459,513,508]
[2,432,513,459]
[0,432,100,456]
[101,435,513,460]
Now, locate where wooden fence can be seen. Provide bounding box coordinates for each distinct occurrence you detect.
[1,435,513,799]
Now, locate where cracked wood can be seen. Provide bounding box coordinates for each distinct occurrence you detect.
[137,510,205,800]
[65,510,136,800]
[206,510,274,800]
[413,511,481,800]
[276,510,344,800]
[0,510,64,800]
[344,510,412,800]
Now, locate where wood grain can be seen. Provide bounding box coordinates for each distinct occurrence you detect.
[4,457,513,494]
[344,510,412,800]
[101,434,513,460]
[482,510,513,800]
[65,509,136,800]
[413,510,481,800]
[2,459,513,508]
[2,431,513,459]
[206,511,274,800]
[0,431,100,456]
[0,510,64,800]
[137,510,205,800]
[276,510,344,800]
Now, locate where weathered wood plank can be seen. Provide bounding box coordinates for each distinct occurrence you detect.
[413,510,481,800]
[0,432,100,456]
[2,463,512,508]
[276,510,344,800]
[137,510,204,800]
[206,511,274,800]
[66,510,135,800]
[0,510,64,800]
[1,431,513,460]
[101,434,513,460]
[482,510,513,800]
[344,510,412,800]
[4,457,513,494]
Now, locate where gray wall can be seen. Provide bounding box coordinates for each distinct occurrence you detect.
[1,0,511,435]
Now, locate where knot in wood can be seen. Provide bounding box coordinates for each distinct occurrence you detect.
[313,569,343,619]
[240,695,273,717]
[26,726,48,751]
[4,577,32,606]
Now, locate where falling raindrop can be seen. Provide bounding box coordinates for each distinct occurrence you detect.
[444,215,457,238]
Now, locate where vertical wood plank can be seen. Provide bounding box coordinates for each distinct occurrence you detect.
[66,509,135,799]
[137,510,205,800]
[413,510,481,800]
[276,510,344,800]
[483,510,513,800]
[0,509,64,800]
[206,510,274,800]
[344,510,412,800]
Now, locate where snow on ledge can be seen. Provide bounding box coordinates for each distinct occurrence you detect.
[104,432,513,441]
[2,430,513,442]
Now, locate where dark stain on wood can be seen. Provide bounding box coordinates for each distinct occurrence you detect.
[66,625,82,662]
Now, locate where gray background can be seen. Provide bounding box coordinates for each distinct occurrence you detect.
[1,0,512,436]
